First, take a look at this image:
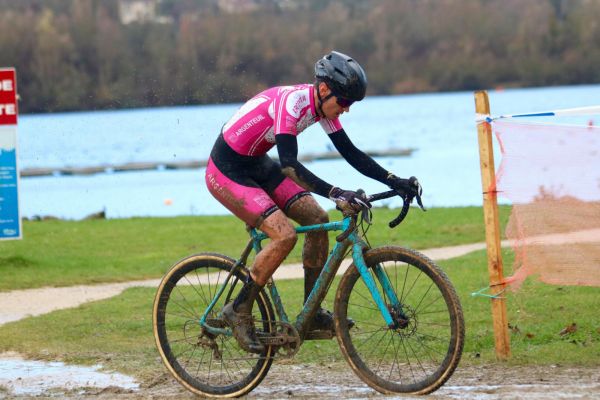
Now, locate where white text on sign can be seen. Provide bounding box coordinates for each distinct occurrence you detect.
[0,80,14,91]
[0,104,16,116]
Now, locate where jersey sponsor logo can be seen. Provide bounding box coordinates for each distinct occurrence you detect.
[253,193,272,208]
[207,172,241,206]
[290,93,308,116]
[264,130,275,144]
[234,114,266,137]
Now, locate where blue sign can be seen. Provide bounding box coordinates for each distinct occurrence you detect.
[0,126,21,239]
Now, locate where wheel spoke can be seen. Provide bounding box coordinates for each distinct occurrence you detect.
[404,333,434,379]
[412,334,446,362]
[171,287,201,319]
[163,312,198,322]
[375,332,394,374]
[194,269,212,307]
[400,262,409,303]
[389,332,403,382]
[403,269,424,304]
[412,281,434,312]
[352,285,378,307]
[195,345,207,377]
[398,335,417,383]
[362,327,390,360]
[352,320,388,329]
[415,284,447,316]
[417,308,449,316]
[183,273,210,309]
[347,301,379,312]
[414,331,451,346]
[354,327,387,351]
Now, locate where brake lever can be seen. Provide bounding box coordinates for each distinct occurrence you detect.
[414,193,427,211]
[408,176,426,211]
[361,206,372,225]
[356,188,372,225]
[336,189,373,241]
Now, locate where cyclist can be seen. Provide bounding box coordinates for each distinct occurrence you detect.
[205,50,421,353]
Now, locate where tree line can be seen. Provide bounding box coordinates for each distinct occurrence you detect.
[1,0,599,113]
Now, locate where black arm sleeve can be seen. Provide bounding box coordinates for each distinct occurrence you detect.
[276,133,333,198]
[328,129,390,184]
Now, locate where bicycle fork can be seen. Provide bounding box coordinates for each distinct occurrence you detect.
[351,239,408,330]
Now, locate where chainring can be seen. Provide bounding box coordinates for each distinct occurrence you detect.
[257,320,302,358]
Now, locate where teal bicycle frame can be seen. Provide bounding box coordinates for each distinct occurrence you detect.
[199,214,402,339]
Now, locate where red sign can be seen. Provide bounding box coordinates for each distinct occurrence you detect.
[0,68,18,125]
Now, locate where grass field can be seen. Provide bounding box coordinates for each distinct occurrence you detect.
[0,206,505,291]
[0,206,598,382]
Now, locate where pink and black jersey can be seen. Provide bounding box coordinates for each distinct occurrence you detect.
[222,84,343,156]
[206,82,392,226]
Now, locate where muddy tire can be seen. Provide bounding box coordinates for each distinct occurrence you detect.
[334,246,464,394]
[153,253,275,398]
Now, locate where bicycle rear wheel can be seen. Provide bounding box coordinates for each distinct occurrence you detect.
[334,246,464,395]
[153,253,275,398]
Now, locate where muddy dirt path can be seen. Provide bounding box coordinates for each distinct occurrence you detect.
[4,362,598,399]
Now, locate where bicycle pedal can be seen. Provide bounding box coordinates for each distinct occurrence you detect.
[304,330,335,340]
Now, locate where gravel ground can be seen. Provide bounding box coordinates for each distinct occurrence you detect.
[3,362,598,400]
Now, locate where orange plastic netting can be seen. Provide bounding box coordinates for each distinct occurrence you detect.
[492,120,600,287]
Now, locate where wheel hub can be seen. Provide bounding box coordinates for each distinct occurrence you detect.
[388,304,418,336]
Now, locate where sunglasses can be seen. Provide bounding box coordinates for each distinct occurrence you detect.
[335,96,354,108]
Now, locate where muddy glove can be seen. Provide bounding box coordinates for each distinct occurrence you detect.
[387,174,423,198]
[329,187,372,214]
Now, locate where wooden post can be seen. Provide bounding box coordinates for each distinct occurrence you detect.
[474,91,511,360]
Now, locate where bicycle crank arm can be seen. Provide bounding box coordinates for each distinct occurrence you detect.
[256,321,301,358]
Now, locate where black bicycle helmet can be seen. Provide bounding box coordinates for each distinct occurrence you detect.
[314,51,367,101]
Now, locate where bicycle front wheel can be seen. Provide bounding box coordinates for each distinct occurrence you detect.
[153,253,275,398]
[334,246,464,395]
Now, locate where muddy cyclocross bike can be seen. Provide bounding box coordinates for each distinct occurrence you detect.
[152,188,465,397]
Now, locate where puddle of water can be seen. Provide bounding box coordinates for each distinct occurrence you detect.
[253,382,376,396]
[0,354,139,396]
[434,383,600,400]
[253,380,600,400]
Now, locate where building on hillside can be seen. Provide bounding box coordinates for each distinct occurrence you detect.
[217,0,260,13]
[118,0,172,24]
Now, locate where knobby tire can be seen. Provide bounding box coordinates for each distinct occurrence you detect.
[152,253,275,398]
[334,246,464,394]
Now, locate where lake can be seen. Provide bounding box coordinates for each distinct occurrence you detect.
[18,84,600,219]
